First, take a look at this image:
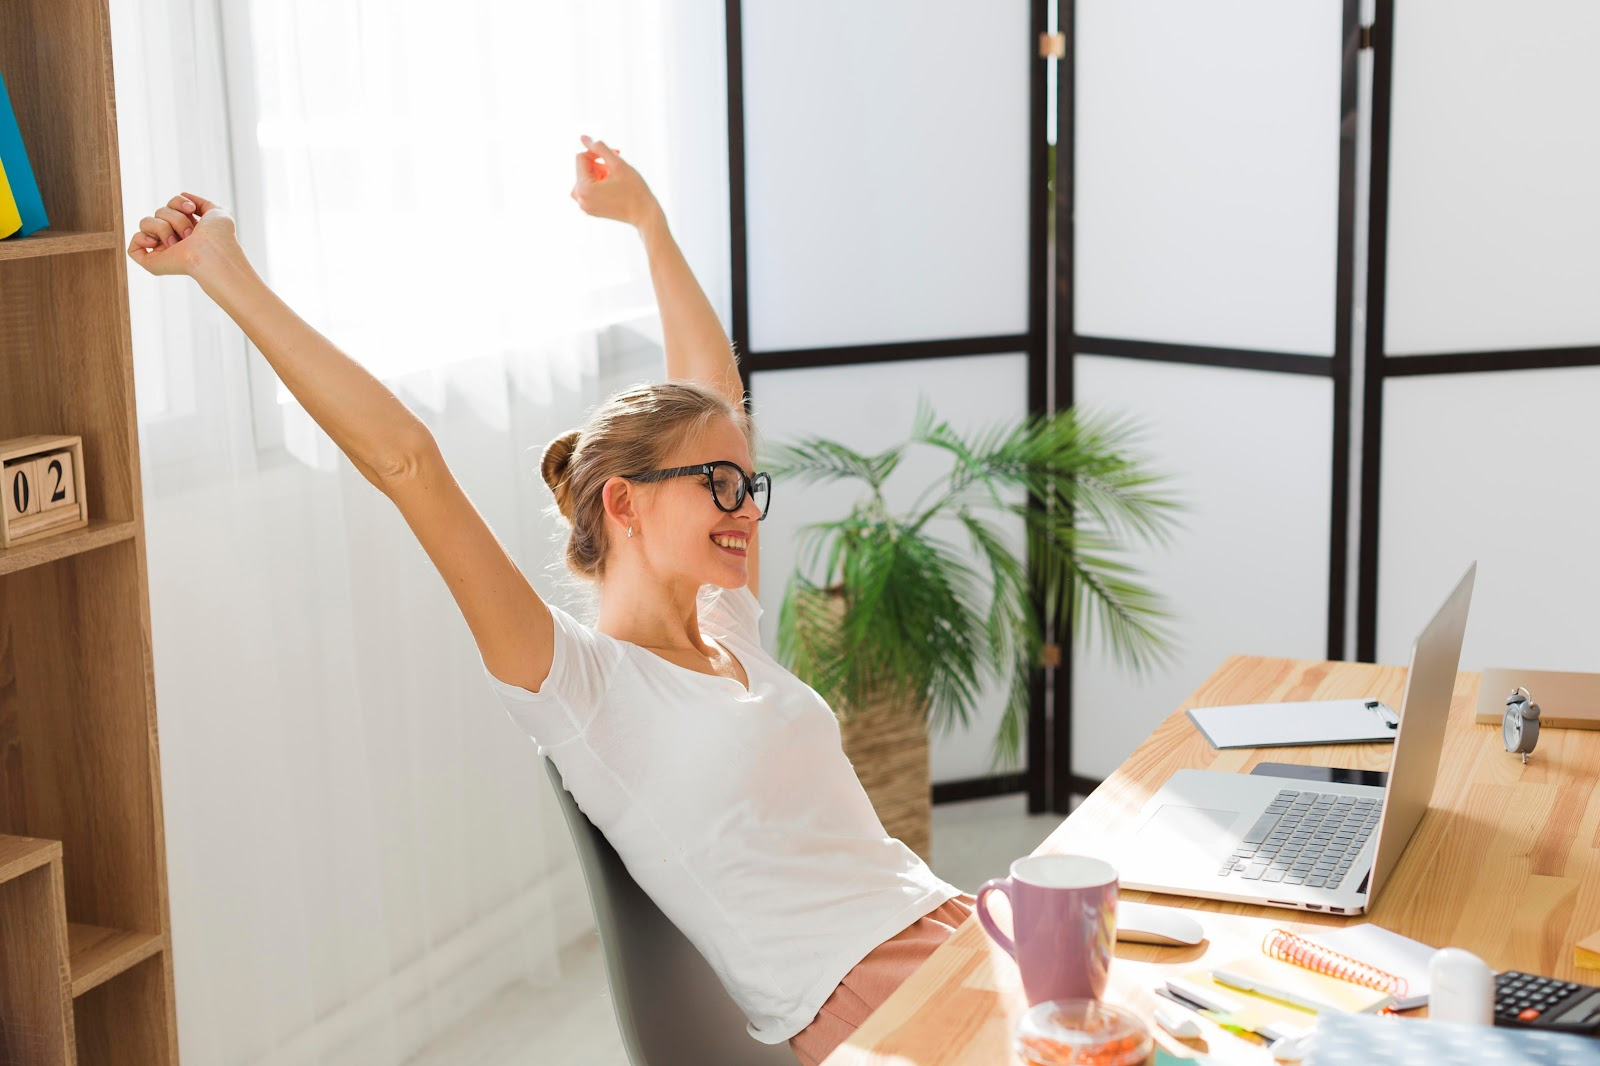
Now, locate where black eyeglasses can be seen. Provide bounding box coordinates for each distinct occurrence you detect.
[624,461,772,520]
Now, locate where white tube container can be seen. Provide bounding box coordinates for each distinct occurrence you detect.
[1428,948,1495,1025]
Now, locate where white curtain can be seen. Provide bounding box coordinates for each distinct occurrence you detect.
[110,1,728,1063]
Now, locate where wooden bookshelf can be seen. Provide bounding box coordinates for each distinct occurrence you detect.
[1,1,180,1063]
[67,926,167,999]
[0,519,139,577]
[0,837,74,1066]
[0,836,61,884]
[0,230,121,262]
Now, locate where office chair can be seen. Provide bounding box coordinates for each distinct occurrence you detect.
[542,759,798,1066]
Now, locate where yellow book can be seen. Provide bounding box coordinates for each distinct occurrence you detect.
[1210,952,1393,1014]
[0,154,21,238]
[1578,927,1600,970]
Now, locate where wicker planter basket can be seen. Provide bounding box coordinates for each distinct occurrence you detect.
[797,589,934,863]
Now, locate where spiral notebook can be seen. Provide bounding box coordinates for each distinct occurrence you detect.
[1308,923,1436,1010]
[1209,925,1435,1013]
[1209,942,1395,1015]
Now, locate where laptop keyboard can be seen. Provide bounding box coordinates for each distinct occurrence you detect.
[1217,790,1381,889]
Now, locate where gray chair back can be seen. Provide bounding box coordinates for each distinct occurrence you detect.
[542,759,798,1066]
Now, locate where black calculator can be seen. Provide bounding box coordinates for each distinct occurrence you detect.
[1493,970,1600,1034]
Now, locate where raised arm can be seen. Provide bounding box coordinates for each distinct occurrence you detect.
[572,138,743,405]
[572,139,760,597]
[128,194,557,693]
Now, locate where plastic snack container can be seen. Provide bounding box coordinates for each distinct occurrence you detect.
[1014,999,1153,1066]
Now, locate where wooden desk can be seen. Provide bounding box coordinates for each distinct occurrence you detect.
[825,655,1600,1064]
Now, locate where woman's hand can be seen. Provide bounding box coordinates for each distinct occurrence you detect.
[127,193,241,279]
[570,135,660,229]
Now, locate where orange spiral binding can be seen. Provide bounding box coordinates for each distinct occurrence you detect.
[1261,928,1410,998]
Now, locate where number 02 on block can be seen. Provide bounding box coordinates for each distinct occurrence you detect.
[1,435,89,549]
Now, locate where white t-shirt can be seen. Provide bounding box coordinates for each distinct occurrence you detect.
[483,583,963,1044]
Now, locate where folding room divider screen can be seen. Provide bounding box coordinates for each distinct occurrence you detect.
[727,0,1599,813]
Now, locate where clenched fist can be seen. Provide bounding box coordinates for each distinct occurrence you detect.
[127,193,239,278]
[570,135,660,229]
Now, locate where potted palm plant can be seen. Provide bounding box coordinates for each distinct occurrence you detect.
[770,403,1179,860]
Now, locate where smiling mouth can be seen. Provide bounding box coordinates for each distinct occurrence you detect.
[711,534,748,553]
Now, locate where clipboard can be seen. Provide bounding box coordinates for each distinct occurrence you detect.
[1186,699,1399,749]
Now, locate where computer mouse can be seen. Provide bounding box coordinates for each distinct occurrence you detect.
[1116,901,1205,946]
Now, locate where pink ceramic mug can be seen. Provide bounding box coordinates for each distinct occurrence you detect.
[976,854,1117,1005]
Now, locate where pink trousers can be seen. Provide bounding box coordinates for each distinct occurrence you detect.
[788,893,977,1066]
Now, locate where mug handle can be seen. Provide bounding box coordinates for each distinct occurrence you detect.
[975,877,1015,960]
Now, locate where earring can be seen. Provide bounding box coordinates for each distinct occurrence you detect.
[627,526,634,539]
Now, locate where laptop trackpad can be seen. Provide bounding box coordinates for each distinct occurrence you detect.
[1138,804,1239,858]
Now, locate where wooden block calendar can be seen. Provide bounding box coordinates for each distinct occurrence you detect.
[1,434,88,548]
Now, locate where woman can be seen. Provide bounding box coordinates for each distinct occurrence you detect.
[128,138,973,1065]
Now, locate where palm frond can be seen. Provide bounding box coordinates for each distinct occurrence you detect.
[907,407,1181,555]
[1015,408,1182,549]
[777,575,850,703]
[953,508,1036,672]
[877,532,988,733]
[765,436,903,492]
[988,651,1036,773]
[1026,519,1176,673]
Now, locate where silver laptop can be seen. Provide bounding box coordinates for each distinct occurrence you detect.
[1117,563,1476,916]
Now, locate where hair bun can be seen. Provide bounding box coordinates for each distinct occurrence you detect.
[540,430,581,518]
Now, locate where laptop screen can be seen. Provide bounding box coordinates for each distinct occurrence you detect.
[1366,563,1476,900]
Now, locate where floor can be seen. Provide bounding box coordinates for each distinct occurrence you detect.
[402,793,1068,1066]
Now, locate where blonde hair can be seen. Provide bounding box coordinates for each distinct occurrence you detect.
[540,381,751,580]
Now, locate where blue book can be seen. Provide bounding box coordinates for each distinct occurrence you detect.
[0,66,49,237]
